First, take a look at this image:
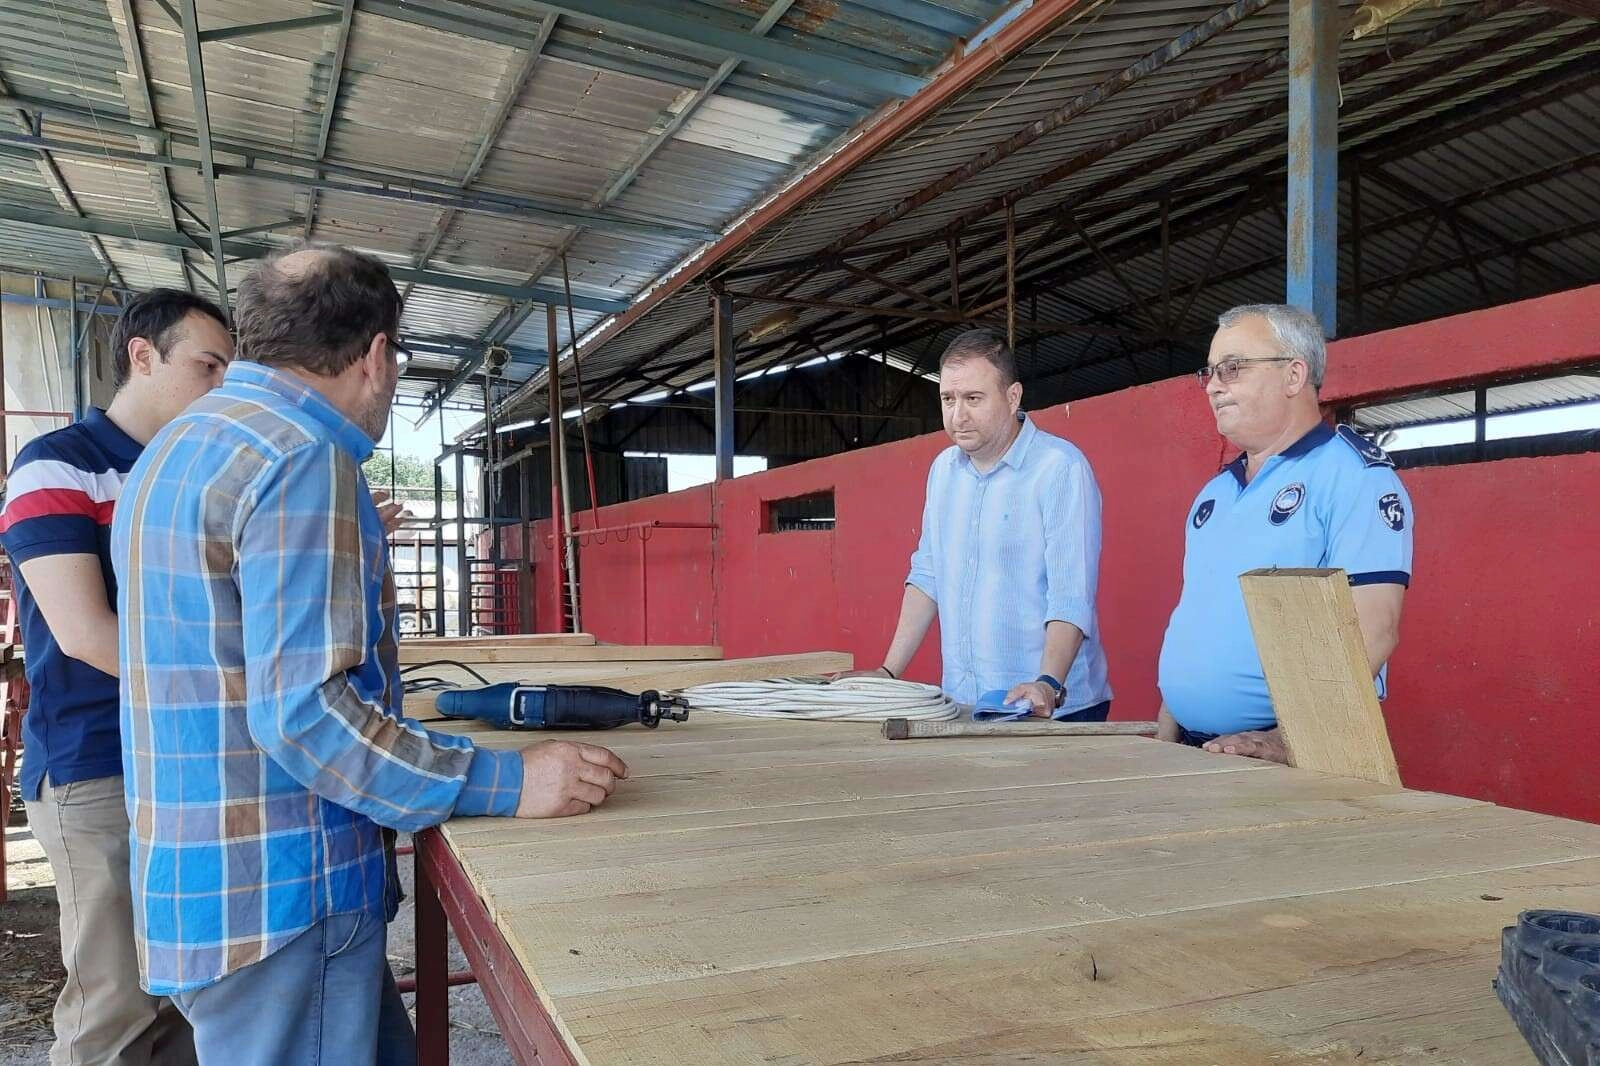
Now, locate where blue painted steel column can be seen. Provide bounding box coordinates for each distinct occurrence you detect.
[1287,0,1339,338]
[713,292,735,482]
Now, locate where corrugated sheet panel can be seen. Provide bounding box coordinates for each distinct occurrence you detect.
[1351,373,1600,431]
[515,0,1600,427]
[3,0,1009,398]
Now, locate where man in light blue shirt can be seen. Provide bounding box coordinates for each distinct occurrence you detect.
[1158,304,1413,763]
[850,329,1112,718]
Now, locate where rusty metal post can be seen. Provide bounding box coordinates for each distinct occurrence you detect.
[414,835,450,1066]
[947,235,961,313]
[546,303,568,632]
[1005,204,1017,350]
[1287,0,1339,337]
[518,455,533,633]
[1159,194,1172,328]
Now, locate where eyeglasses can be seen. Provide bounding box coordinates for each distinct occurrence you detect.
[1196,356,1292,386]
[387,335,414,366]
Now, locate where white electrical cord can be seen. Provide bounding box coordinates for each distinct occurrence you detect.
[677,676,960,722]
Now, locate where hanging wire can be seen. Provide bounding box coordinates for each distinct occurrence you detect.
[44,0,164,288]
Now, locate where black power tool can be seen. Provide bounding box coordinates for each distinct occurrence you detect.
[436,683,689,731]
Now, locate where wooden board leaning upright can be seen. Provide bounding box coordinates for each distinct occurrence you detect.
[1239,567,1402,787]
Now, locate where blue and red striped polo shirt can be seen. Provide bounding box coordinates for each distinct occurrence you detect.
[0,408,142,799]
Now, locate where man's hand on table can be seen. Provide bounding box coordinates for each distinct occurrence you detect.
[516,741,630,818]
[1202,730,1290,765]
[1004,680,1060,718]
[830,666,895,681]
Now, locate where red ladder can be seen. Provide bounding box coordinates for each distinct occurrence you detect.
[0,554,27,905]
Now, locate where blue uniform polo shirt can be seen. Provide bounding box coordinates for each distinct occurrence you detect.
[0,409,143,799]
[1158,423,1413,736]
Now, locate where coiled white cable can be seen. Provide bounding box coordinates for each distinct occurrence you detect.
[677,676,960,722]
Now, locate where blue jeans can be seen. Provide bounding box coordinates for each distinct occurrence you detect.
[1179,724,1278,748]
[172,913,416,1066]
[1059,700,1112,723]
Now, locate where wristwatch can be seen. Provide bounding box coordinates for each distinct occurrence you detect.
[1035,674,1064,709]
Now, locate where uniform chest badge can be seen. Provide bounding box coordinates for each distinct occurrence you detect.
[1193,499,1214,529]
[1269,482,1306,525]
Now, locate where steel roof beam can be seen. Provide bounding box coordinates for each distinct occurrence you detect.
[472,0,801,388]
[299,1,357,241]
[176,0,230,318]
[685,0,1544,380]
[0,205,631,312]
[0,94,720,243]
[404,12,559,300]
[365,0,928,98]
[478,0,1105,424]
[107,0,192,292]
[197,12,345,43]
[0,70,125,288]
[809,0,1278,266]
[576,0,1283,408]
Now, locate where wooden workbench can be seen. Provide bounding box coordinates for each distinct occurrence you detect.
[414,714,1600,1065]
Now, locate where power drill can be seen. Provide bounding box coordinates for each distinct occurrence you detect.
[436,683,689,731]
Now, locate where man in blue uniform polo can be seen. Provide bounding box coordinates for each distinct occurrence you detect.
[1157,303,1413,764]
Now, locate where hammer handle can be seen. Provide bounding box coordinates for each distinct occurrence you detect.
[882,718,1159,740]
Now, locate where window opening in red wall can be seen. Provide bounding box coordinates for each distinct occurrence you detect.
[763,491,836,533]
[1342,368,1600,469]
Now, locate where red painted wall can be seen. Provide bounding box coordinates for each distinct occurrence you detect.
[527,286,1600,822]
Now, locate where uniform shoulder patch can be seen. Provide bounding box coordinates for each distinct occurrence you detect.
[1337,425,1394,468]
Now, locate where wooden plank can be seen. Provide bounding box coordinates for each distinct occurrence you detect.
[481,804,1600,996]
[401,633,597,648]
[1240,567,1403,786]
[397,643,722,665]
[456,763,1474,884]
[428,713,1600,1062]
[554,859,1600,1064]
[404,652,853,718]
[430,718,1600,1064]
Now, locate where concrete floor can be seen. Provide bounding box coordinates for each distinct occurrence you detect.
[1,814,515,1066]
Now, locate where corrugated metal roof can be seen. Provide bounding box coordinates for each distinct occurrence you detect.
[493,0,1600,428]
[0,0,1008,410]
[1350,371,1600,431]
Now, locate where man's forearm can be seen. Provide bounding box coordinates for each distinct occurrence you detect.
[61,611,120,676]
[882,584,938,677]
[1351,584,1405,677]
[18,554,121,676]
[1038,620,1084,685]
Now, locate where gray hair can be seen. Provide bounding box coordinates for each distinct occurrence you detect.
[1216,304,1326,389]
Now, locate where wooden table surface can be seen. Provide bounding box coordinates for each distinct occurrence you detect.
[431,714,1600,1065]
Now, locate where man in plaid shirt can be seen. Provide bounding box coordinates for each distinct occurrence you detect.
[112,246,628,1065]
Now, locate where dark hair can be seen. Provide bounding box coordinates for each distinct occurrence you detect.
[111,288,229,388]
[234,244,402,375]
[939,328,1019,387]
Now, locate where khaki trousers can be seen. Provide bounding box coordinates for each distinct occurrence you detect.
[24,774,194,1066]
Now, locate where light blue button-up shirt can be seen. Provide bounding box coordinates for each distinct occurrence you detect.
[1158,422,1414,736]
[906,416,1112,711]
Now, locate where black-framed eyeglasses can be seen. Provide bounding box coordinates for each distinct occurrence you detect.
[387,335,415,366]
[1196,356,1292,386]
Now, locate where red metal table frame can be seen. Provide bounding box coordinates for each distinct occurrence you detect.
[413,827,579,1066]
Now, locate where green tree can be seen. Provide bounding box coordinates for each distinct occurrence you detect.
[363,452,436,489]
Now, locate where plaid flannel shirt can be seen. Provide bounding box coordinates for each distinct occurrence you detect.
[113,361,522,995]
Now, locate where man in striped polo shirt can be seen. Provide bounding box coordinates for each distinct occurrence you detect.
[1,289,232,1065]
